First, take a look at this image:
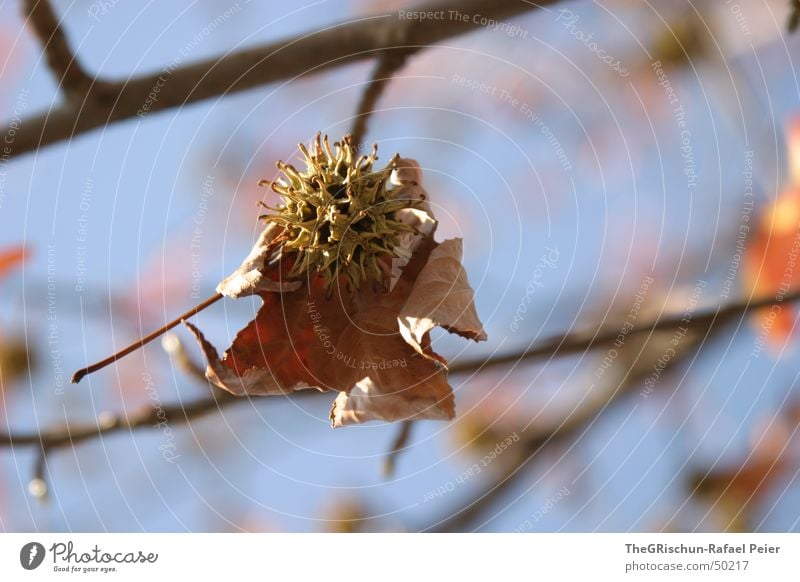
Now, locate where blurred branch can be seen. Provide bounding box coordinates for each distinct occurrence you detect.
[0,388,326,496]
[0,389,239,450]
[382,420,414,477]
[790,0,800,33]
[22,0,95,96]
[423,290,800,532]
[446,289,800,376]
[424,344,706,532]
[688,402,800,532]
[0,289,794,498]
[3,0,559,159]
[350,48,414,146]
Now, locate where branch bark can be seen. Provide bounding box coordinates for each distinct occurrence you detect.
[446,288,800,376]
[22,0,94,96]
[382,420,414,477]
[350,48,415,146]
[0,389,239,449]
[4,0,556,159]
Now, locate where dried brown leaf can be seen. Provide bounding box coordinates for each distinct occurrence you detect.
[187,150,485,426]
[216,224,300,298]
[399,238,487,362]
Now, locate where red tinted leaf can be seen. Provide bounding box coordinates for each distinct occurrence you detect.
[0,246,26,281]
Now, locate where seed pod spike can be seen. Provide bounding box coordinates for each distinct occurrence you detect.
[259,134,423,293]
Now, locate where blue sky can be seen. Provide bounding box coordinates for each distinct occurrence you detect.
[0,0,798,532]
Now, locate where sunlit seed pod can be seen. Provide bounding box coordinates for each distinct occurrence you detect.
[319,250,338,273]
[260,134,425,292]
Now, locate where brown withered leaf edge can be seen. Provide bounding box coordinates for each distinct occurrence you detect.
[187,210,485,427]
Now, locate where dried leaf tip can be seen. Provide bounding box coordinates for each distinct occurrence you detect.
[261,134,426,291]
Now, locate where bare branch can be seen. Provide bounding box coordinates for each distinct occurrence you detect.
[422,395,623,531]
[2,0,559,159]
[382,420,414,477]
[0,288,793,504]
[790,0,800,33]
[351,48,415,146]
[421,291,800,531]
[447,289,800,376]
[0,390,239,449]
[424,343,707,532]
[22,0,94,96]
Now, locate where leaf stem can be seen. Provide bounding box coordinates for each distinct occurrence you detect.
[71,292,223,383]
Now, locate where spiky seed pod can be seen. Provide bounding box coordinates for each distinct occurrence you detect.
[261,134,422,291]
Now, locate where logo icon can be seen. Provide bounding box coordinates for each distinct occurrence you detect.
[20,542,45,570]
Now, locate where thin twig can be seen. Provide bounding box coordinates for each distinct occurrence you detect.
[382,421,414,477]
[2,0,559,159]
[351,49,415,146]
[71,293,223,384]
[0,390,239,449]
[22,0,94,96]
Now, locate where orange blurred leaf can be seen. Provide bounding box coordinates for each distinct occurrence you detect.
[743,118,800,346]
[0,246,26,281]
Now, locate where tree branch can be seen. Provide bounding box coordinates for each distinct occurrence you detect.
[446,289,800,376]
[0,289,792,502]
[3,0,558,158]
[421,373,645,532]
[0,389,239,449]
[22,0,94,96]
[350,48,415,146]
[790,0,800,33]
[382,420,414,477]
[422,290,799,532]
[424,339,708,532]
